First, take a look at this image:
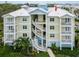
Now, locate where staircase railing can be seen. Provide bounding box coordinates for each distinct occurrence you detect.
[32,20,45,32]
[32,28,45,39]
[32,39,47,51]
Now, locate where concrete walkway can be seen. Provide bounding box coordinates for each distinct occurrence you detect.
[47,48,55,57]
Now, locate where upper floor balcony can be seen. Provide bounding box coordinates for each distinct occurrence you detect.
[61,31,71,34]
[5,22,14,25]
[5,17,14,25]
[61,22,71,25]
[5,30,14,33]
[61,18,71,25]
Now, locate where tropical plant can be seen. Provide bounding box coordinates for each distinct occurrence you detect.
[13,37,32,54]
[75,34,79,48]
[51,43,58,50]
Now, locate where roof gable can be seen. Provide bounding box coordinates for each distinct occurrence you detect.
[30,8,47,14]
[2,14,13,17]
[61,14,75,18]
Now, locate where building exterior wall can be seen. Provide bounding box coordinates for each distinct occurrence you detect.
[15,16,31,39]
[3,7,75,50]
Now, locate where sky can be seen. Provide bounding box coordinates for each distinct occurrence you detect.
[0,0,79,4]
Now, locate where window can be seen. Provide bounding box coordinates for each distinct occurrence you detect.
[50,18,54,21]
[38,38,42,46]
[50,26,54,30]
[65,18,71,23]
[23,25,27,29]
[23,18,27,21]
[7,18,13,22]
[23,33,27,37]
[65,36,71,39]
[65,27,71,31]
[8,26,14,30]
[50,34,55,37]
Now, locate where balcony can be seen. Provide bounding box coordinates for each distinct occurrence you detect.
[61,32,71,34]
[61,39,72,44]
[5,30,14,33]
[6,39,14,41]
[61,22,71,25]
[5,22,14,25]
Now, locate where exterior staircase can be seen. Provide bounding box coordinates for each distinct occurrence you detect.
[31,19,46,51]
[32,39,47,51]
[32,21,45,32]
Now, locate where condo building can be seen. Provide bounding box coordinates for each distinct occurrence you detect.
[2,4,75,51]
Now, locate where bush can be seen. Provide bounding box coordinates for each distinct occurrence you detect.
[51,43,58,50]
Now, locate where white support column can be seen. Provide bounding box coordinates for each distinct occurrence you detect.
[46,14,47,48]
[3,17,6,45]
[71,18,75,50]
[71,43,73,50]
[35,21,37,45]
[14,17,16,41]
[41,30,43,48]
[30,16,32,40]
[60,17,62,50]
[42,39,43,48]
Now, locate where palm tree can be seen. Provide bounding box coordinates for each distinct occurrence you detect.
[13,37,32,54]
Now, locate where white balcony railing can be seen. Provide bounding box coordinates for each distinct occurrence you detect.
[61,22,71,25]
[32,39,46,51]
[32,28,45,39]
[61,39,72,43]
[5,39,14,41]
[32,21,45,31]
[61,32,71,34]
[5,22,14,25]
[5,30,14,33]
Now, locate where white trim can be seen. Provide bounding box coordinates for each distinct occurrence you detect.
[3,17,5,45]
[46,14,48,48]
[29,8,47,14]
[60,17,62,50]
[14,17,16,41]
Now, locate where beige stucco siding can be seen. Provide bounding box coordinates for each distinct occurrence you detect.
[15,16,31,39]
[38,15,44,22]
[46,17,60,40]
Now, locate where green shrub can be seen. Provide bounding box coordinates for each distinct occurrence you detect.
[51,43,58,50]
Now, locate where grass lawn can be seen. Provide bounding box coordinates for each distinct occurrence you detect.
[51,47,79,57]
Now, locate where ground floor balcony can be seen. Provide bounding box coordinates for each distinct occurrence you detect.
[61,39,72,43]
